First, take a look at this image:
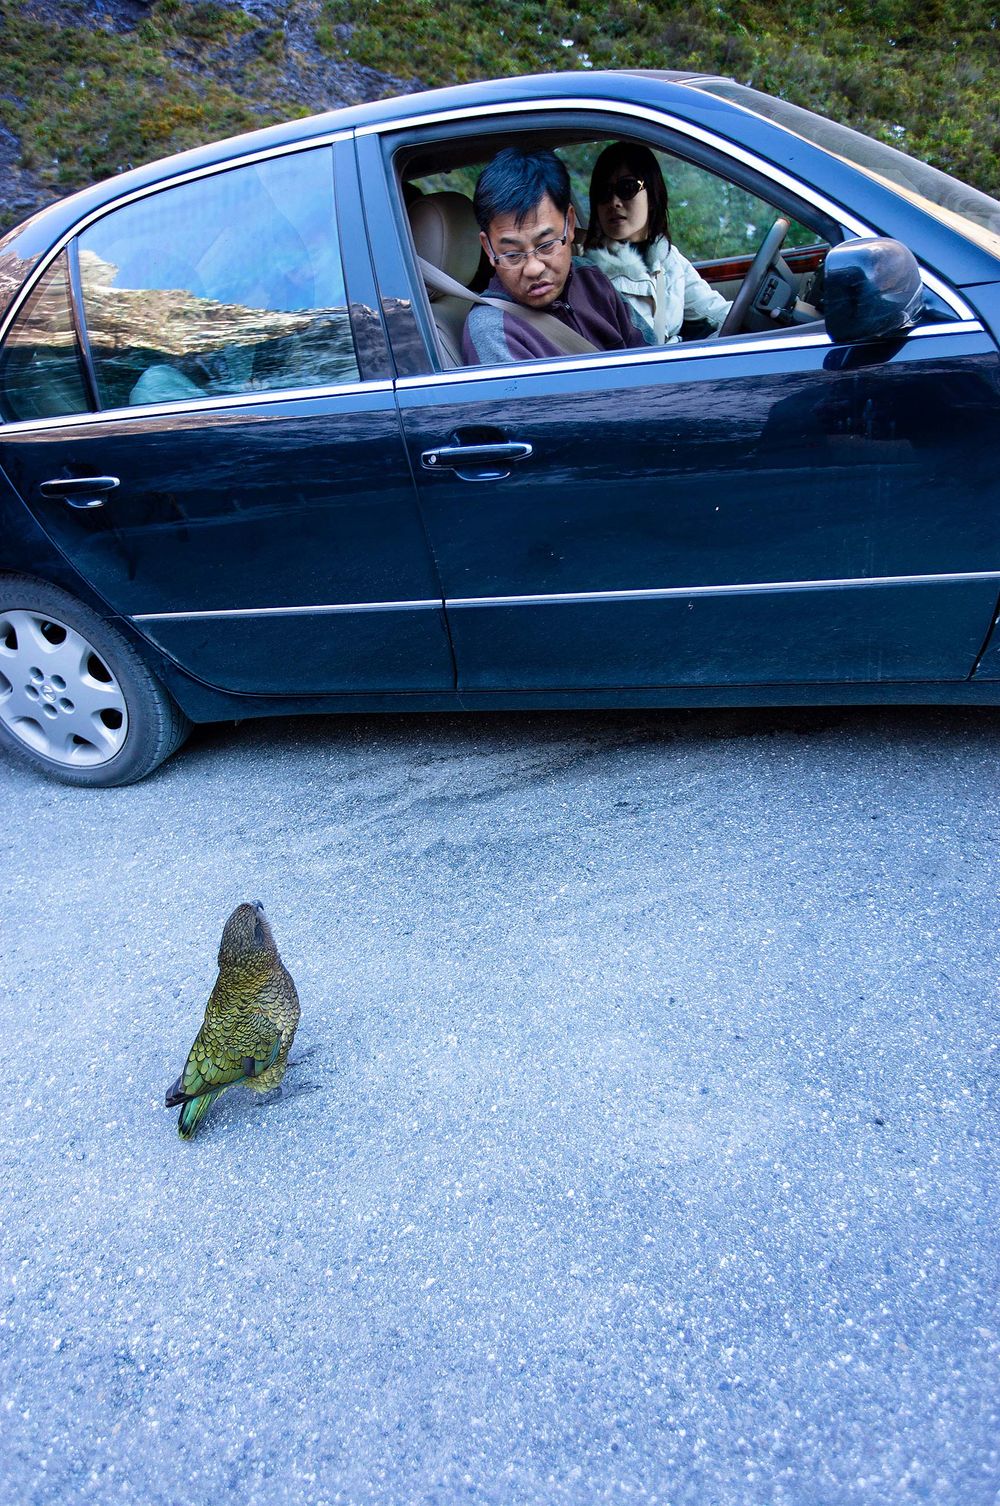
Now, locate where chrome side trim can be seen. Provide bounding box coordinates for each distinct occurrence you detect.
[907,319,984,339]
[0,380,395,436]
[396,330,833,390]
[134,598,442,623]
[395,320,983,392]
[447,570,1000,610]
[919,269,975,320]
[4,316,981,430]
[132,569,1000,624]
[360,96,976,321]
[0,131,353,351]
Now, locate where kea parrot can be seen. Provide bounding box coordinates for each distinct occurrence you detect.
[165,900,300,1139]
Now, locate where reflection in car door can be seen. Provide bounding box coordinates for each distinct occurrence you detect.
[397,331,1000,691]
[359,136,1000,693]
[0,141,454,698]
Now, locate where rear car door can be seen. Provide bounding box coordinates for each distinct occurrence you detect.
[359,109,1000,695]
[0,138,453,697]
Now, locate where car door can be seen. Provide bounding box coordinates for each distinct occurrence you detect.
[0,139,453,697]
[359,116,1000,694]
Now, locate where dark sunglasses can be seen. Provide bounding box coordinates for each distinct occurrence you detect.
[596,175,645,204]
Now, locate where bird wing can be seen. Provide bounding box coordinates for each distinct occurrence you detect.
[173,1009,282,1101]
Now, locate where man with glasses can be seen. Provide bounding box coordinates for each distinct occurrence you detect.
[462,147,656,366]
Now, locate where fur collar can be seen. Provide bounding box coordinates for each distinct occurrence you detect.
[586,237,671,281]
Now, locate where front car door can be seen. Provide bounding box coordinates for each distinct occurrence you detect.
[0,137,453,697]
[358,97,1000,697]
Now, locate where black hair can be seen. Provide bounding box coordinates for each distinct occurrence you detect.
[584,141,672,251]
[473,147,571,232]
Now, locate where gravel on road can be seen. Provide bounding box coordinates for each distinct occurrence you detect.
[1,706,997,1506]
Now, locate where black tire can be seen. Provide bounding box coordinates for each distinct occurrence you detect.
[0,574,191,787]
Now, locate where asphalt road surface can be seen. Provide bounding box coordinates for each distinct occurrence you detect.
[1,705,997,1506]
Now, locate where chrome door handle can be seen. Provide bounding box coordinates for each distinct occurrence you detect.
[421,442,533,475]
[39,476,120,510]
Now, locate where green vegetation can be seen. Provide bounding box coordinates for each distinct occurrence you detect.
[0,0,996,215]
[320,0,1000,197]
[0,2,283,195]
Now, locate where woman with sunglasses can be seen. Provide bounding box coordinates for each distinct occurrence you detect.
[583,142,730,344]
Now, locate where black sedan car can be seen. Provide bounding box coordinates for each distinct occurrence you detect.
[1,70,998,785]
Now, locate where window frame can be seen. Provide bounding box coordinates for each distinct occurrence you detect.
[0,248,95,425]
[0,130,386,431]
[370,98,976,379]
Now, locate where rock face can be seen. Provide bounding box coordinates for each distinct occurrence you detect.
[16,0,156,28]
[0,0,416,237]
[0,121,55,237]
[186,3,418,116]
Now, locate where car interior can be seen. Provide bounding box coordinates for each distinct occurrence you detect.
[395,127,838,370]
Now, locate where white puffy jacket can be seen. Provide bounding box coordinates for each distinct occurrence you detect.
[583,236,730,344]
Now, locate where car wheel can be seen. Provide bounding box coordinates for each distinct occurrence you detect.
[0,574,191,787]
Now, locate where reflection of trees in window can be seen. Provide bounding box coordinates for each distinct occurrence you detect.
[75,147,359,410]
[78,248,359,409]
[0,251,42,326]
[0,254,89,422]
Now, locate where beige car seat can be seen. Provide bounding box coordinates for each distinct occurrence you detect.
[408,191,483,367]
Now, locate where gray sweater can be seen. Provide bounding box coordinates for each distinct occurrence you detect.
[462,261,655,366]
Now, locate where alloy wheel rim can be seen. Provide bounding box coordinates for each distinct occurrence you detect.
[0,609,129,767]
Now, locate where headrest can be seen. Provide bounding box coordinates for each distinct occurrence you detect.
[408,191,482,292]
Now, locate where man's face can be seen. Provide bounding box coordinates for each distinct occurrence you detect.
[481,195,576,309]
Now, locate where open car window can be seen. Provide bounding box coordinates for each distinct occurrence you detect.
[558,143,823,260]
[406,148,823,262]
[399,126,837,372]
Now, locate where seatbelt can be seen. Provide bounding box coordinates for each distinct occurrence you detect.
[418,256,600,358]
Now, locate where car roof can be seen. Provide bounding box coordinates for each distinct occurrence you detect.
[0,71,728,261]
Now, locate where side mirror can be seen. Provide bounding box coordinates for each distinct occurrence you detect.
[824,237,925,345]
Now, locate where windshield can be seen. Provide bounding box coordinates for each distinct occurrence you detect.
[690,80,1000,258]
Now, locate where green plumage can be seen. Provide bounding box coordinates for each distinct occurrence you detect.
[166,901,300,1140]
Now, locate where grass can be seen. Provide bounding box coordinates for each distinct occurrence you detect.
[318,0,1000,197]
[0,2,279,194]
[0,0,996,204]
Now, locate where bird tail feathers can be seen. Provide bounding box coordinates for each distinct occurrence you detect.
[177,1090,225,1140]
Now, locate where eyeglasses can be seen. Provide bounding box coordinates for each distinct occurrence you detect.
[486,211,570,270]
[596,176,645,205]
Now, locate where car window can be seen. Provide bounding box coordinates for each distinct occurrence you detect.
[410,165,484,200]
[0,252,91,423]
[660,154,821,259]
[559,143,821,260]
[407,144,822,267]
[401,127,837,373]
[77,147,359,410]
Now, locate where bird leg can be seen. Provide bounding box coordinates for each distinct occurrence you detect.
[287,1045,317,1069]
[248,1082,284,1108]
[248,1076,321,1109]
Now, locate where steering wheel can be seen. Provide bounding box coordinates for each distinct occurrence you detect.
[717,217,791,338]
